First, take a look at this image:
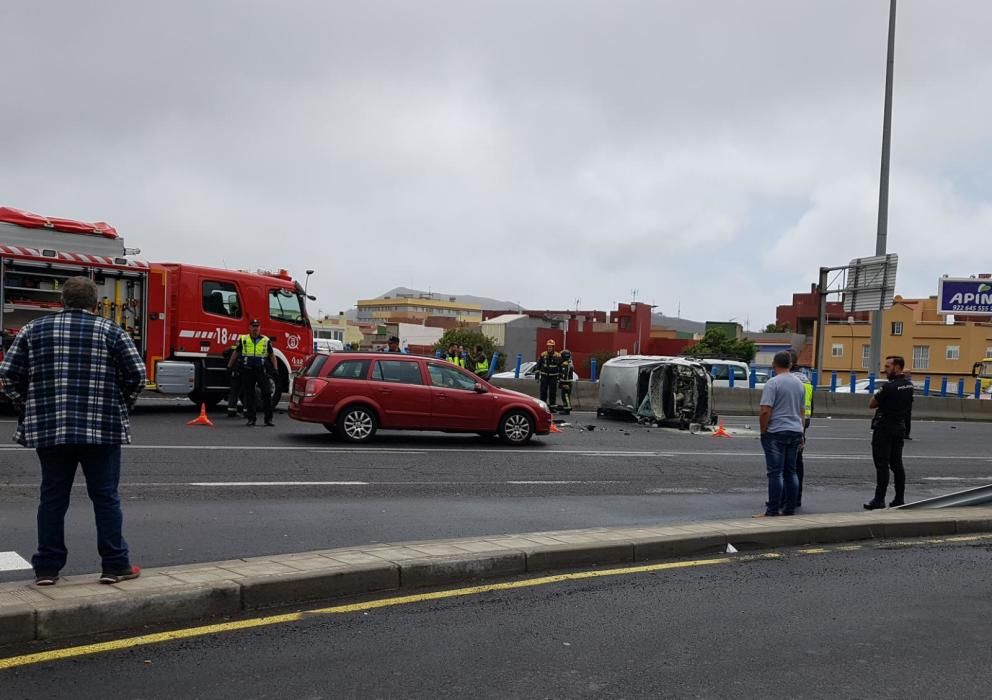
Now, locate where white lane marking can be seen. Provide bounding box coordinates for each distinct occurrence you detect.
[922,477,992,482]
[0,445,986,462]
[505,480,627,485]
[189,481,369,486]
[0,551,32,572]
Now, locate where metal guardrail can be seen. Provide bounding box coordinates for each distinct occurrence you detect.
[898,483,992,509]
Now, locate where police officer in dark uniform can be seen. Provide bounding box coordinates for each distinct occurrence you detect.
[227,319,277,426]
[533,339,562,409]
[558,349,574,414]
[864,355,914,509]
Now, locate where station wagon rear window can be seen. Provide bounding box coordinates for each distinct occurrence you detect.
[302,354,330,377]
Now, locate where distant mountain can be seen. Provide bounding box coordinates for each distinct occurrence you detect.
[375,287,524,311]
[651,313,705,335]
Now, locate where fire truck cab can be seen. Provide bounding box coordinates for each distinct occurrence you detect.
[0,207,312,408]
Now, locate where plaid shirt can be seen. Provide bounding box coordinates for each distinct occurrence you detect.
[0,309,146,448]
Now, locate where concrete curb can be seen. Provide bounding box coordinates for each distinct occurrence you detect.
[3,507,991,646]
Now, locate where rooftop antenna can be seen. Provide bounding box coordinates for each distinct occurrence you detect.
[631,288,639,302]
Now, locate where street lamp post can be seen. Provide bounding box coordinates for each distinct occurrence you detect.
[869,0,897,374]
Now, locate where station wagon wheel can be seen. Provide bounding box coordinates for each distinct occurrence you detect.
[499,410,534,445]
[337,406,377,444]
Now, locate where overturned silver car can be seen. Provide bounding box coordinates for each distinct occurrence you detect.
[596,355,715,428]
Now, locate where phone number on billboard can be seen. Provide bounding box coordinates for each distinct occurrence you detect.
[948,305,992,312]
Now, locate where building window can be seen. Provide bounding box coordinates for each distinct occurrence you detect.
[912,345,930,370]
[861,344,871,369]
[890,321,903,336]
[831,344,844,358]
[986,346,992,359]
[946,345,960,361]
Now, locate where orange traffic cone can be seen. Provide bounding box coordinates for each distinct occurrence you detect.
[187,403,214,427]
[549,422,563,433]
[711,421,731,438]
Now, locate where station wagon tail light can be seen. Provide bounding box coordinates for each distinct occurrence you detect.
[303,378,327,398]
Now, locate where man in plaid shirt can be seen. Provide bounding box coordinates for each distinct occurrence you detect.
[0,277,146,585]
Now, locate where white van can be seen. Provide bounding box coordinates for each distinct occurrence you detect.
[697,359,758,389]
[314,338,344,353]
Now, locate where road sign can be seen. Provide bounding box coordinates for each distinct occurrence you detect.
[842,254,899,313]
[938,277,992,315]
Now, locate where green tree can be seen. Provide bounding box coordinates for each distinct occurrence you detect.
[433,329,505,371]
[764,322,791,333]
[683,329,757,363]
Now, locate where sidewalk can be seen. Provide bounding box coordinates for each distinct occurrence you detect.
[3,507,991,646]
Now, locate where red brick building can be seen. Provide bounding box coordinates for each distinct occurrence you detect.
[535,303,693,375]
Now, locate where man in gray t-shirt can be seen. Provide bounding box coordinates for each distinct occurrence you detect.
[757,351,806,516]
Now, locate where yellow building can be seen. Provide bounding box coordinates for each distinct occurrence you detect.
[820,296,992,379]
[356,296,483,324]
[312,315,364,347]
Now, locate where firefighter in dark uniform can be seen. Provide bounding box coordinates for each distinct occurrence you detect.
[227,319,277,426]
[558,349,574,415]
[223,342,244,417]
[534,339,562,410]
[864,354,914,509]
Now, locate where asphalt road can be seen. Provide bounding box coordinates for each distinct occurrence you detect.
[3,541,991,698]
[1,400,990,577]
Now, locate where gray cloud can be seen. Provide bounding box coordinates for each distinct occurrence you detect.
[3,1,991,326]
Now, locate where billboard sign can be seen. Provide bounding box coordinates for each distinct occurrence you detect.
[938,277,992,315]
[842,254,898,313]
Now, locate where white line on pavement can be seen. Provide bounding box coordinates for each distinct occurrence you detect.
[505,480,628,485]
[0,445,986,462]
[189,481,369,486]
[922,476,992,481]
[0,551,31,572]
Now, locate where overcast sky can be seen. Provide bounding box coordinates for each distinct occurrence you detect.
[3,1,990,328]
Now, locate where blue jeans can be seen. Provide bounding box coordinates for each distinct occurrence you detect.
[32,445,130,575]
[760,431,803,515]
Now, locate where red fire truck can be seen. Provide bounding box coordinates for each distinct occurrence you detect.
[0,207,313,407]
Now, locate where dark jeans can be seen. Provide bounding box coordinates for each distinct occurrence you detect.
[539,376,558,407]
[780,426,807,509]
[32,444,130,575]
[872,427,905,503]
[226,368,244,414]
[243,365,273,422]
[760,431,803,515]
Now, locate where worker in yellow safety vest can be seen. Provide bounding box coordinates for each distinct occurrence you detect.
[470,345,489,377]
[227,319,278,426]
[445,343,465,368]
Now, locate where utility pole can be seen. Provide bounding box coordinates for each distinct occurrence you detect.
[869,0,897,375]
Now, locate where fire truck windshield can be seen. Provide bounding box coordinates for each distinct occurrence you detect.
[269,288,306,324]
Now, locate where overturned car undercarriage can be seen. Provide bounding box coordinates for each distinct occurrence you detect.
[597,356,715,429]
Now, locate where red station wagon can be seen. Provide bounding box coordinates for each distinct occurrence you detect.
[289,352,554,445]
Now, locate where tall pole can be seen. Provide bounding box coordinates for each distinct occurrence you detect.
[869,0,897,375]
[815,267,828,378]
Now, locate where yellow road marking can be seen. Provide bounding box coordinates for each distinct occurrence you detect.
[797,548,829,554]
[0,554,779,671]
